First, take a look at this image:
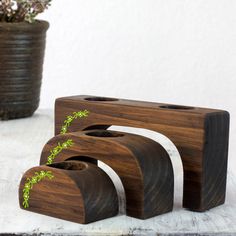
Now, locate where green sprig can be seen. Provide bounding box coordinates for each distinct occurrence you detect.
[46,139,74,165]
[22,110,89,208]
[22,171,54,208]
[60,110,89,134]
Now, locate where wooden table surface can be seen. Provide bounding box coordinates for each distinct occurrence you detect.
[0,110,236,236]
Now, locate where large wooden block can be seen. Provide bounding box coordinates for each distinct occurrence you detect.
[40,129,174,219]
[55,95,230,212]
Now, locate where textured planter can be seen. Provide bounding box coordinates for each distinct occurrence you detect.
[0,20,49,120]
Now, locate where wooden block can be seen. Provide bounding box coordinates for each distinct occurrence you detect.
[19,161,118,224]
[54,95,230,212]
[40,129,174,219]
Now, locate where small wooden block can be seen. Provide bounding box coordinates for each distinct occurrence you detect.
[19,161,118,224]
[40,129,174,219]
[55,95,230,212]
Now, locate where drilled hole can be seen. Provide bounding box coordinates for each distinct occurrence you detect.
[86,130,124,138]
[66,156,98,165]
[160,105,194,110]
[49,161,87,171]
[84,96,118,102]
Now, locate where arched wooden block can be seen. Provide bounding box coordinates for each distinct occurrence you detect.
[40,130,174,219]
[54,95,230,212]
[19,161,118,224]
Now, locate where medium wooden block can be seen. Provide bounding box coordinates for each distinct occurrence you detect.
[19,161,118,224]
[54,95,230,212]
[40,129,174,219]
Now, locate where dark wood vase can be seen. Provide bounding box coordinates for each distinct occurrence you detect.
[0,20,49,120]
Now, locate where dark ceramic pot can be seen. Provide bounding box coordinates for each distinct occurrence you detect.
[0,20,49,120]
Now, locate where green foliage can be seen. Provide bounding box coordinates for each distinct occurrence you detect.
[46,110,89,164]
[46,139,74,165]
[60,110,89,134]
[22,170,54,208]
[22,110,89,208]
[0,0,51,23]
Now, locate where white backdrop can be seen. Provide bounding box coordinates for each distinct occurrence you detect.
[39,0,236,167]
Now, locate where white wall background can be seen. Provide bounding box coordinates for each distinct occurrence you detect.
[39,0,236,167]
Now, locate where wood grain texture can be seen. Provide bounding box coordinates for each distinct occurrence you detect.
[19,161,118,224]
[1,110,236,235]
[0,21,49,120]
[54,95,230,212]
[40,129,174,219]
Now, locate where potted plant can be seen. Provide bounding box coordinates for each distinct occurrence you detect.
[0,0,51,120]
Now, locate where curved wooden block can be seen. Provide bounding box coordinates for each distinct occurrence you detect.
[55,95,230,212]
[19,161,118,224]
[40,130,174,219]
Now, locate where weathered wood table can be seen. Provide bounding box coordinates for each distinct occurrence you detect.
[0,110,236,236]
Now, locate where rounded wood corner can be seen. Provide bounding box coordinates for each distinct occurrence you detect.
[19,161,118,224]
[40,130,174,219]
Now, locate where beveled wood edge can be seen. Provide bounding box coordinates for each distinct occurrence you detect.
[55,95,227,114]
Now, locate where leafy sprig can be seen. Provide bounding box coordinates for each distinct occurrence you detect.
[22,170,54,208]
[60,110,89,134]
[46,110,89,164]
[22,110,89,208]
[46,139,73,165]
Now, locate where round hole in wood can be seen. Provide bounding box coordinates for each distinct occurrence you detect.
[66,156,98,165]
[49,161,87,171]
[84,97,118,102]
[159,105,194,110]
[86,130,124,138]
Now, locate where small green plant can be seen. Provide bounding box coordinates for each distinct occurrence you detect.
[22,110,90,208]
[0,0,51,23]
[60,110,89,134]
[46,110,89,164]
[46,139,74,165]
[22,170,54,208]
